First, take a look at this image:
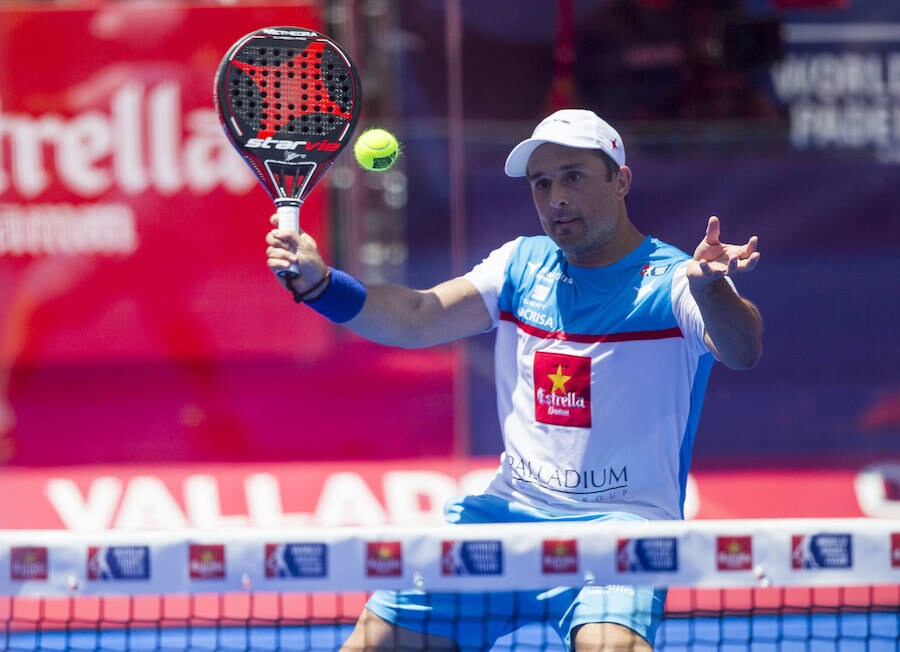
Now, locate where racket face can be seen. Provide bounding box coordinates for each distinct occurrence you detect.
[214,26,361,205]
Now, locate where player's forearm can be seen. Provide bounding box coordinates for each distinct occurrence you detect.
[693,279,763,370]
[298,272,490,348]
[347,279,492,348]
[344,284,444,348]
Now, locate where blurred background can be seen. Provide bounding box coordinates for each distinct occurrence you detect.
[0,0,897,530]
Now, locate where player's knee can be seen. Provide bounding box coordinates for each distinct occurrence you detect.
[572,622,653,651]
[340,608,459,651]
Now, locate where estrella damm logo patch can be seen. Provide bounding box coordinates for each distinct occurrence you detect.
[366,541,402,577]
[189,544,226,579]
[10,546,48,581]
[533,351,591,427]
[892,533,900,568]
[265,543,327,578]
[716,536,753,571]
[542,539,578,574]
[440,540,502,576]
[791,534,852,570]
[87,546,150,580]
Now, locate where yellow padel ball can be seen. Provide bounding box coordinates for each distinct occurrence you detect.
[353,128,400,171]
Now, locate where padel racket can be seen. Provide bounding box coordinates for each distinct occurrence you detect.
[214,26,362,279]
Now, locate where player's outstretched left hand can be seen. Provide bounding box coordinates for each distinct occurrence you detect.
[686,216,760,288]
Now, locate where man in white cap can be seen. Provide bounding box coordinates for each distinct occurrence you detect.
[267,108,762,650]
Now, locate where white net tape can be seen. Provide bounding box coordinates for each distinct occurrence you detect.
[2,518,898,598]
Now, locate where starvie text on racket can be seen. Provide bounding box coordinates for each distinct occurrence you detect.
[244,138,342,151]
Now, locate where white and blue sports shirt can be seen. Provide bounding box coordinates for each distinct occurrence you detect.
[464,235,720,520]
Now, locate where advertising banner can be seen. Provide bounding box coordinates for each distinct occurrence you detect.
[0,3,457,465]
[0,459,896,531]
[0,3,332,364]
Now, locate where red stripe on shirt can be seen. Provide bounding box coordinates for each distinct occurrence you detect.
[499,311,684,343]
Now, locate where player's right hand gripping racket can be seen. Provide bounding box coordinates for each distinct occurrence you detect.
[214,26,362,280]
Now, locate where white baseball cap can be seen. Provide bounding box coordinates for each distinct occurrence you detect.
[504,109,626,177]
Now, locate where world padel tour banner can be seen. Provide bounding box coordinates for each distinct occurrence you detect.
[0,3,456,465]
[0,459,897,531]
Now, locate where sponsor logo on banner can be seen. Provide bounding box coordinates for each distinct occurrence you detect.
[791,534,853,569]
[441,540,503,576]
[265,543,327,578]
[366,542,402,577]
[533,351,591,427]
[0,82,257,259]
[892,533,900,568]
[542,539,578,574]
[87,546,150,580]
[10,547,48,581]
[716,536,753,571]
[189,544,226,579]
[616,537,678,573]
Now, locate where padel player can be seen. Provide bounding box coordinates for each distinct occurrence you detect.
[265,109,763,651]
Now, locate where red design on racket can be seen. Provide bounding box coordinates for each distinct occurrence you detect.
[214,26,362,279]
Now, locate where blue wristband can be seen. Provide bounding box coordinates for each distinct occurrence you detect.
[304,267,367,323]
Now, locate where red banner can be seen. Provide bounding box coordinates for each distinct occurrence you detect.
[0,459,896,531]
[0,3,457,465]
[0,3,333,364]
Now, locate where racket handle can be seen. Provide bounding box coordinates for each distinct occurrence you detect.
[276,204,300,280]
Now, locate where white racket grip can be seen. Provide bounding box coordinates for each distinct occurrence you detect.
[276,204,300,279]
[277,204,300,232]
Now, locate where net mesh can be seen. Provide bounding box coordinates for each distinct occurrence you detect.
[2,519,898,651]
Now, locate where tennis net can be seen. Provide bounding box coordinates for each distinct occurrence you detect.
[2,518,898,650]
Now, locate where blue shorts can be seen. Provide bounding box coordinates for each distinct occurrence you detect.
[365,494,667,650]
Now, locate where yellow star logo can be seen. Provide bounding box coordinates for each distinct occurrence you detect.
[548,365,571,394]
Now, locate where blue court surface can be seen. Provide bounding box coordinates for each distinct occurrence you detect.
[3,613,898,651]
